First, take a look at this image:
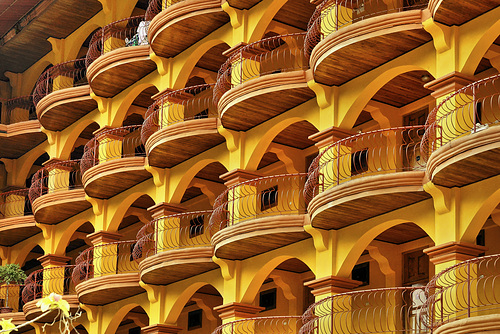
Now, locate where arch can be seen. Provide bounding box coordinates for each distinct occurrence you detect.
[461,16,500,76]
[110,83,159,127]
[169,159,228,204]
[339,65,427,129]
[22,60,53,96]
[172,39,230,89]
[240,255,314,304]
[103,303,145,334]
[14,241,45,267]
[107,192,155,232]
[247,0,289,43]
[66,22,102,61]
[461,187,500,243]
[165,282,222,324]
[54,219,94,255]
[13,145,49,187]
[59,119,100,160]
[245,117,308,171]
[336,218,434,278]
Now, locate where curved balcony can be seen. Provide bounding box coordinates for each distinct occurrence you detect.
[81,125,150,199]
[146,0,229,59]
[0,189,38,246]
[300,287,427,334]
[429,0,499,26]
[22,266,79,323]
[422,74,500,188]
[209,173,309,260]
[306,0,431,86]
[0,96,45,159]
[29,160,91,224]
[33,58,96,131]
[213,316,302,334]
[142,84,224,168]
[305,126,429,230]
[422,254,500,333]
[133,210,217,285]
[0,284,26,316]
[72,240,142,305]
[214,33,314,131]
[86,16,156,98]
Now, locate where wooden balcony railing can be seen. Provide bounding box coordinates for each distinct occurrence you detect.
[300,287,428,334]
[421,73,500,161]
[212,316,303,334]
[145,0,186,21]
[28,160,83,204]
[0,189,32,218]
[72,241,139,286]
[422,254,500,330]
[22,266,76,303]
[141,84,217,144]
[305,0,429,57]
[33,59,88,107]
[5,96,36,124]
[133,210,213,260]
[209,173,307,233]
[304,126,426,205]
[80,125,145,175]
[214,33,309,104]
[86,16,149,68]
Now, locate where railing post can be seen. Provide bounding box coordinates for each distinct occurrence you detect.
[472,85,477,133]
[467,261,471,318]
[336,142,340,185]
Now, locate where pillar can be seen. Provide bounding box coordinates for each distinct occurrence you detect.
[141,324,182,334]
[320,2,352,37]
[153,88,191,129]
[44,159,72,193]
[223,43,261,88]
[87,231,122,277]
[37,254,72,297]
[214,302,264,333]
[147,203,185,253]
[94,126,128,163]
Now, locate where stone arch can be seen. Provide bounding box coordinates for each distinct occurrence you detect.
[110,83,159,127]
[23,60,54,96]
[461,187,500,243]
[13,240,45,267]
[12,145,49,187]
[107,191,155,232]
[103,303,148,334]
[54,219,94,255]
[461,15,500,76]
[59,119,100,160]
[247,0,289,43]
[65,22,102,61]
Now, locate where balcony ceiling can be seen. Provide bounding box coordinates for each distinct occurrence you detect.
[0,0,102,81]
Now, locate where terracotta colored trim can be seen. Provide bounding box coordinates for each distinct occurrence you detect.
[434,314,500,334]
[32,189,87,216]
[86,231,122,245]
[139,246,214,272]
[82,156,147,187]
[0,120,42,137]
[147,202,186,219]
[37,254,71,267]
[220,169,263,187]
[308,127,356,150]
[305,276,362,296]
[214,302,264,320]
[36,85,94,119]
[75,272,142,302]
[141,324,182,334]
[23,295,79,322]
[424,71,474,98]
[424,242,487,265]
[0,215,36,230]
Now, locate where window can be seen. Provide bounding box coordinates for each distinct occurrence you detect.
[259,288,277,311]
[188,309,203,330]
[261,185,278,211]
[351,262,369,286]
[189,215,204,238]
[351,149,368,175]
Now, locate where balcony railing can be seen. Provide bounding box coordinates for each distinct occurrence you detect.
[133,210,213,261]
[300,287,428,334]
[422,254,500,330]
[72,240,139,286]
[305,0,429,57]
[28,160,83,204]
[209,173,307,233]
[22,265,76,303]
[214,33,309,104]
[5,96,36,124]
[141,84,217,144]
[145,0,186,21]
[0,284,25,312]
[80,125,145,175]
[0,189,32,218]
[304,126,426,204]
[212,316,303,334]
[33,59,88,107]
[86,16,150,68]
[421,73,500,161]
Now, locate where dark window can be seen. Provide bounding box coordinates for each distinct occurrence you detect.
[352,262,369,286]
[475,102,482,124]
[351,149,368,175]
[188,309,203,330]
[129,327,141,334]
[476,229,486,247]
[261,186,278,211]
[194,109,209,119]
[189,215,204,238]
[259,288,277,311]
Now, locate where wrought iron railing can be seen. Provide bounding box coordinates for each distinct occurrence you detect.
[145,0,187,21]
[214,33,309,104]
[421,254,500,330]
[28,160,83,204]
[209,173,307,233]
[421,74,500,161]
[22,266,76,303]
[212,316,303,334]
[80,125,145,175]
[132,210,213,261]
[0,189,32,218]
[141,84,217,144]
[0,284,25,312]
[305,0,429,57]
[33,59,88,107]
[86,16,149,68]
[5,96,37,124]
[304,126,426,205]
[72,240,139,286]
[301,287,428,334]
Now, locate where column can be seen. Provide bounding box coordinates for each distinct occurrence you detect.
[87,231,122,277]
[141,324,182,334]
[214,303,264,334]
[147,203,185,253]
[154,88,191,129]
[222,43,261,87]
[44,159,72,193]
[94,126,128,163]
[37,254,72,297]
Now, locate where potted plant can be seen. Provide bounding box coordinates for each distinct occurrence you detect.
[0,264,27,313]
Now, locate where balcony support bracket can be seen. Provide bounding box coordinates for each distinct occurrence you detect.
[424,181,451,214]
[423,18,452,54]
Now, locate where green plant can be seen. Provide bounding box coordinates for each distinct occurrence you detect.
[0,264,27,309]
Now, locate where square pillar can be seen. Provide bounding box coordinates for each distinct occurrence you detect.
[94,126,129,164]
[86,231,122,277]
[37,254,71,297]
[141,324,182,334]
[215,302,264,332]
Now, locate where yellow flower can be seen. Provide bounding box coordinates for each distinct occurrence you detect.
[0,318,17,334]
[36,293,70,317]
